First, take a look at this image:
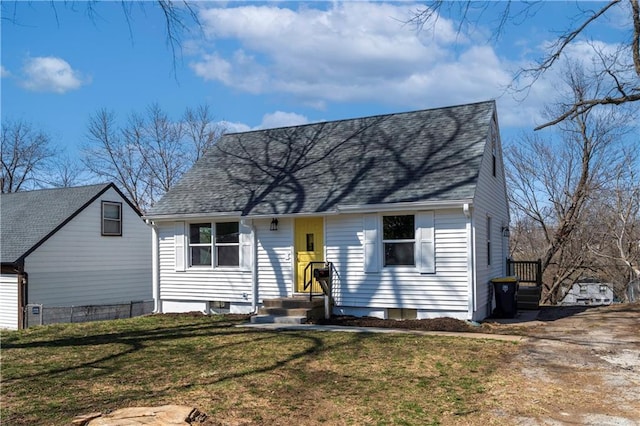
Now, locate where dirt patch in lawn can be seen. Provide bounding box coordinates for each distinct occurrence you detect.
[315,304,640,424]
[314,315,484,332]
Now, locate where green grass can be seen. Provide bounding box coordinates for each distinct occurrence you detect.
[1,314,520,425]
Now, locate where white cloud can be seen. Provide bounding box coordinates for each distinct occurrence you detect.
[1,66,10,78]
[189,2,630,129]
[218,111,311,134]
[218,120,251,134]
[20,56,88,93]
[257,111,310,129]
[189,3,515,117]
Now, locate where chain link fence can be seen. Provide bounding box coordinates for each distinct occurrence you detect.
[25,300,154,328]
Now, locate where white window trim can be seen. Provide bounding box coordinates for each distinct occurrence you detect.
[101,201,122,236]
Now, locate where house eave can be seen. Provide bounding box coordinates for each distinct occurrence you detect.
[144,211,244,222]
[144,200,475,222]
[335,199,474,214]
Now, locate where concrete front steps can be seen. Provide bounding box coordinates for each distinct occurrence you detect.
[518,285,542,310]
[250,296,327,324]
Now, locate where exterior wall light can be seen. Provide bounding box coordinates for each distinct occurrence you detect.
[270,218,279,231]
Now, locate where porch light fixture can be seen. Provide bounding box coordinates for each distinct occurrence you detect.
[502,226,510,238]
[270,218,279,231]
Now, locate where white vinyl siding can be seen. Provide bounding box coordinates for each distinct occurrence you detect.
[159,218,293,305]
[327,210,469,313]
[255,218,293,300]
[158,221,254,303]
[0,274,18,329]
[24,187,151,307]
[472,113,510,320]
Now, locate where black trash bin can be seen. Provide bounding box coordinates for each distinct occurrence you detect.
[491,276,519,318]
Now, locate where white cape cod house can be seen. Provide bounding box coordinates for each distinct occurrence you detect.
[145,101,510,321]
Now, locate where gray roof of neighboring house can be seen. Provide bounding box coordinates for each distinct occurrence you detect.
[0,183,134,265]
[148,100,496,218]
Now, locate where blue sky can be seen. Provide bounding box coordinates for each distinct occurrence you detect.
[1,1,634,162]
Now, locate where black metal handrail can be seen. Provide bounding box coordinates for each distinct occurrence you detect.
[303,261,334,301]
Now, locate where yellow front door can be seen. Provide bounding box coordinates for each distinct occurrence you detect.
[295,218,324,293]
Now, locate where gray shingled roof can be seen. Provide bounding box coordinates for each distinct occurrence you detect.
[148,101,495,217]
[1,183,113,265]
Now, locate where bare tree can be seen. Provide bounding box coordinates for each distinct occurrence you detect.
[83,109,150,211]
[43,154,87,188]
[1,119,56,193]
[412,0,640,129]
[506,63,636,304]
[137,104,189,202]
[82,104,224,212]
[587,152,640,300]
[183,104,222,162]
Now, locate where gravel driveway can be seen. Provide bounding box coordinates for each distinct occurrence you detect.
[488,303,640,425]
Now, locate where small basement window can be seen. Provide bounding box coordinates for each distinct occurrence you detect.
[102,201,122,236]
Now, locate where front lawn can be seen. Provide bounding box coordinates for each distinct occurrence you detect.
[1,314,520,425]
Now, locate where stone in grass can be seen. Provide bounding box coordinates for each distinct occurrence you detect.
[72,405,206,425]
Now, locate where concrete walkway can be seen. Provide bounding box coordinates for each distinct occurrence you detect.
[237,322,526,342]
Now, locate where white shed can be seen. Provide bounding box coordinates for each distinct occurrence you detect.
[146,101,510,322]
[0,183,152,329]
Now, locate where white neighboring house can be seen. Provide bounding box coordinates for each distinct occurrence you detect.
[560,279,614,306]
[0,183,152,329]
[145,101,510,322]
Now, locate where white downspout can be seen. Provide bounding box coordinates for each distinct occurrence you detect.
[463,203,475,320]
[148,220,161,314]
[250,220,259,314]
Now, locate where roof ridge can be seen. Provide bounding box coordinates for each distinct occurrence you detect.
[0,182,111,196]
[223,100,496,136]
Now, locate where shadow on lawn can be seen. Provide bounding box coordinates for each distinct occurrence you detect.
[2,314,378,388]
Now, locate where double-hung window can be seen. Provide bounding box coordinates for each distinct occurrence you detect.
[102,201,122,236]
[382,215,415,266]
[189,223,212,266]
[215,222,239,266]
[188,222,239,267]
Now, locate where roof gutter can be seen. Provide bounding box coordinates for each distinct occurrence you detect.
[143,200,474,221]
[336,199,474,214]
[144,211,244,222]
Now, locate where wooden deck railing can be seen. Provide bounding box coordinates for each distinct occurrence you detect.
[507,258,542,287]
